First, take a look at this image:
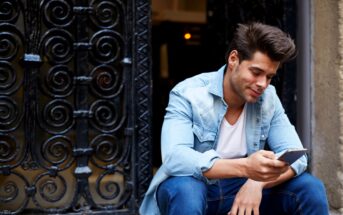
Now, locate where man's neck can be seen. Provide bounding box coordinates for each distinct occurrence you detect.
[225,103,245,125]
[223,68,245,110]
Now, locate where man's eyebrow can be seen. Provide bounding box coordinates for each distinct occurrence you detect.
[249,66,265,73]
[249,66,277,76]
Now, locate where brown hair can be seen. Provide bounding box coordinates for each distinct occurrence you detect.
[226,22,296,64]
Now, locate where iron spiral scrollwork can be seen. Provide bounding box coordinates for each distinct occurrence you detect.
[89,99,125,133]
[0,24,24,61]
[39,177,66,203]
[31,173,69,208]
[0,134,18,164]
[41,65,74,98]
[41,0,74,28]
[1,181,18,203]
[90,0,124,29]
[40,135,74,170]
[0,172,30,214]
[0,2,26,214]
[0,96,22,132]
[0,61,22,95]
[39,99,74,134]
[90,134,131,208]
[41,29,74,64]
[0,1,21,24]
[96,173,120,200]
[0,0,152,214]
[90,65,123,99]
[90,30,124,64]
[90,134,125,168]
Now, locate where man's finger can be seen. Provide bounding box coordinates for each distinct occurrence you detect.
[253,206,260,215]
[259,150,276,159]
[245,207,253,215]
[270,159,288,168]
[230,204,238,215]
[238,208,245,215]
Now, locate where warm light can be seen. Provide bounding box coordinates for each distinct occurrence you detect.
[184,33,192,40]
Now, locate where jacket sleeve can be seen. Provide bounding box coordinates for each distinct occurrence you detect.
[160,88,220,183]
[267,89,308,176]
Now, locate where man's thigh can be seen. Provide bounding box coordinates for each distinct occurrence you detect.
[206,177,247,215]
[260,172,329,215]
[206,173,328,215]
[157,176,208,215]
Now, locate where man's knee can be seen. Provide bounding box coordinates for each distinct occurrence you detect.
[292,173,328,206]
[158,176,207,200]
[295,173,326,192]
[157,176,207,214]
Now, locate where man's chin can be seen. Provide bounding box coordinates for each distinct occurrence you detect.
[245,96,259,103]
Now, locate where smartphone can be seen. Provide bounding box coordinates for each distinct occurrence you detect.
[277,148,307,165]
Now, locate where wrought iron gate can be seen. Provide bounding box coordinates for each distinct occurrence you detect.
[0,0,152,214]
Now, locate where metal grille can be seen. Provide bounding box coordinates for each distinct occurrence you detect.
[0,0,152,214]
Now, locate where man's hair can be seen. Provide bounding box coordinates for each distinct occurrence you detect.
[226,22,296,63]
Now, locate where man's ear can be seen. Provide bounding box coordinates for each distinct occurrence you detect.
[228,50,239,70]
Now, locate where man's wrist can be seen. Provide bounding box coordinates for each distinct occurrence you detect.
[239,157,249,178]
[247,179,266,189]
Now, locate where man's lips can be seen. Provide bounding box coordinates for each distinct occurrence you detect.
[250,89,262,97]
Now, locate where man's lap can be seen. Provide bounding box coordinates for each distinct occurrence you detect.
[157,173,328,215]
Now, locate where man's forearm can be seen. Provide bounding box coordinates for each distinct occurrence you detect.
[203,158,247,179]
[203,150,290,182]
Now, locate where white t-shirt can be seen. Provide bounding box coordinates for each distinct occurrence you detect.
[216,105,247,159]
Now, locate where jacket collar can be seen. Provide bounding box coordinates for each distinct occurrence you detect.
[208,65,226,98]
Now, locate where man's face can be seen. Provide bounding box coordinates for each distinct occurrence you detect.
[227,51,280,103]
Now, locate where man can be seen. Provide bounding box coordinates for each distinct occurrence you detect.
[140,22,329,215]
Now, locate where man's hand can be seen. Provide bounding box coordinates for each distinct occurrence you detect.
[244,150,288,181]
[228,179,263,215]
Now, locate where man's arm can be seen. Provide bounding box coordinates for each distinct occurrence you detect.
[161,88,221,181]
[267,87,308,175]
[204,150,289,182]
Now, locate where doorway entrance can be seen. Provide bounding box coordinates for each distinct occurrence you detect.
[151,0,298,166]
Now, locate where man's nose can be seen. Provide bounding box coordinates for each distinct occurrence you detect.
[256,76,268,89]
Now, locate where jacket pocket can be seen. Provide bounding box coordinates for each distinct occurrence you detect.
[192,124,216,152]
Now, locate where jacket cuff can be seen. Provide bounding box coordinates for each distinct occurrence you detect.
[290,155,308,176]
[193,149,220,184]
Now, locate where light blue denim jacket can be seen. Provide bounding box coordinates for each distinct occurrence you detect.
[139,66,307,215]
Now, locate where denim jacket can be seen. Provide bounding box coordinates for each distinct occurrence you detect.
[139,66,307,215]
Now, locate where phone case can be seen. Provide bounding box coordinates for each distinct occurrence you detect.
[277,149,307,165]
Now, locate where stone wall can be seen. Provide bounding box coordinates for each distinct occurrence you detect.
[312,0,343,212]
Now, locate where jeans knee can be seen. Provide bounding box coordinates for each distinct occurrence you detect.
[157,176,207,214]
[166,177,206,198]
[296,173,328,206]
[301,173,325,192]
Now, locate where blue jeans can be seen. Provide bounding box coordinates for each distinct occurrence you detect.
[157,173,329,215]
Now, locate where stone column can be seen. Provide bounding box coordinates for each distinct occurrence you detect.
[312,0,343,212]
